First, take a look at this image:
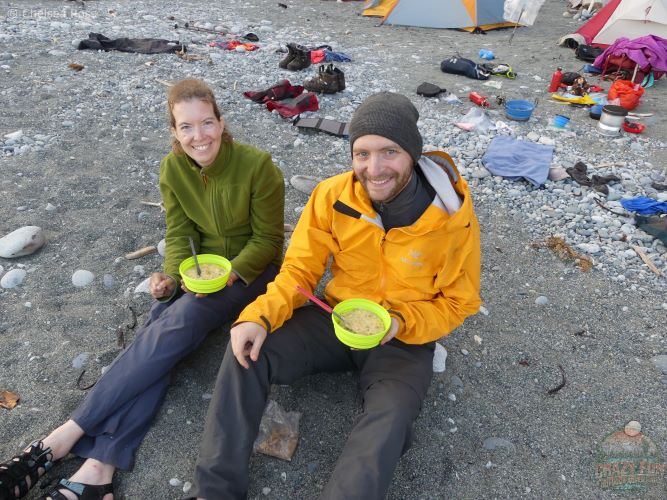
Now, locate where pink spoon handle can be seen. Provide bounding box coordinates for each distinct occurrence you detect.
[295,285,333,313]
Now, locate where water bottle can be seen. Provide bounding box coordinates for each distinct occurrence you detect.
[478,49,495,60]
[469,92,490,108]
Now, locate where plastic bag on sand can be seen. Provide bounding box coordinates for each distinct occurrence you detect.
[253,399,301,461]
[455,107,496,132]
[433,343,447,373]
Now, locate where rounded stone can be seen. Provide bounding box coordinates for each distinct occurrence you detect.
[624,421,641,437]
[1,268,27,288]
[72,270,95,287]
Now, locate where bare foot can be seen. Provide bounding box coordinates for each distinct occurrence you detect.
[42,420,86,461]
[42,458,114,500]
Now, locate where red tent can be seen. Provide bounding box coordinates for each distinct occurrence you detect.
[576,0,622,46]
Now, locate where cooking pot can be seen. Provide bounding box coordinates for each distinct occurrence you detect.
[598,105,628,136]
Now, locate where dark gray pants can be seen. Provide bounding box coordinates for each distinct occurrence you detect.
[191,305,434,500]
[70,264,278,470]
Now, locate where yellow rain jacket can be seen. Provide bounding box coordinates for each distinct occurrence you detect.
[237,151,481,345]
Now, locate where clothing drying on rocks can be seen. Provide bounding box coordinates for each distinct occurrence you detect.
[209,40,259,51]
[311,49,352,63]
[481,136,553,187]
[244,80,319,118]
[77,32,185,54]
[620,196,667,216]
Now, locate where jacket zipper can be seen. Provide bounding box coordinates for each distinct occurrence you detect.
[376,232,387,301]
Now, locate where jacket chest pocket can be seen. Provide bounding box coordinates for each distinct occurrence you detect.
[217,183,250,230]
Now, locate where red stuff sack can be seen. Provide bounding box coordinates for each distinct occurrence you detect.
[607,80,645,111]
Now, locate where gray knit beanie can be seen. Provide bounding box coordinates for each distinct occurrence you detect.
[349,92,423,164]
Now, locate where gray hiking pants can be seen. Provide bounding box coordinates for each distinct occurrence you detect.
[69,264,278,470]
[190,305,435,500]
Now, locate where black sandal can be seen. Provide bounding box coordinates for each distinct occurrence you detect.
[40,478,113,500]
[0,440,54,499]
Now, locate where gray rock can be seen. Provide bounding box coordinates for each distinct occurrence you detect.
[72,352,89,369]
[0,268,27,288]
[535,295,549,306]
[433,343,447,372]
[651,355,667,374]
[482,437,516,452]
[290,175,322,195]
[72,270,95,287]
[0,226,46,258]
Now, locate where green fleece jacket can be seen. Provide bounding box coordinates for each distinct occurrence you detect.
[159,141,284,289]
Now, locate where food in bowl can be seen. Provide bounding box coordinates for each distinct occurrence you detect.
[338,308,384,335]
[183,263,227,280]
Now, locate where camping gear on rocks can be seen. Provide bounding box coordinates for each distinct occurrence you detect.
[607,79,645,110]
[77,32,185,54]
[441,56,490,80]
[594,35,667,85]
[304,64,345,94]
[481,136,553,187]
[479,49,495,60]
[548,67,563,92]
[365,0,520,31]
[504,99,535,121]
[589,104,603,119]
[623,120,646,134]
[292,116,350,137]
[416,82,446,97]
[469,91,490,107]
[598,104,628,136]
[635,215,667,246]
[621,196,667,216]
[575,44,604,62]
[279,43,311,71]
[479,62,517,78]
[553,114,571,128]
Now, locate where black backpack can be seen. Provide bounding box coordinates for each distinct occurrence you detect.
[575,44,604,62]
[440,56,490,80]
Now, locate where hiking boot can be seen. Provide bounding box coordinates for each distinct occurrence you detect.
[304,64,345,94]
[286,45,311,71]
[278,43,298,69]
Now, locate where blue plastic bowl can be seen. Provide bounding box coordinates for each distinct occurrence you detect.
[505,100,535,121]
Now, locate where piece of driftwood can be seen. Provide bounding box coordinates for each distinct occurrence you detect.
[125,246,158,260]
[631,244,662,276]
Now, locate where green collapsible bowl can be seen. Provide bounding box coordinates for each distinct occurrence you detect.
[179,254,231,294]
[332,298,391,350]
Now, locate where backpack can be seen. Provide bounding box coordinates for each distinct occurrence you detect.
[575,44,604,62]
[440,56,490,80]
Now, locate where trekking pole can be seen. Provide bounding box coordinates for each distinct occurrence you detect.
[508,7,524,46]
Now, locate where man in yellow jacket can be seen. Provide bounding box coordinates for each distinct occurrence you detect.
[189,92,482,499]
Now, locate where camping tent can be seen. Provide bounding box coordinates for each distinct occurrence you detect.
[576,0,667,46]
[362,0,517,31]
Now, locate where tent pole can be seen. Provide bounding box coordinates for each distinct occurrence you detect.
[508,7,524,45]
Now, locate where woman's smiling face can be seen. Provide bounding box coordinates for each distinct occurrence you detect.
[171,98,224,167]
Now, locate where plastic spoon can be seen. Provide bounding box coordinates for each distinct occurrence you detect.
[295,285,351,330]
[188,236,202,277]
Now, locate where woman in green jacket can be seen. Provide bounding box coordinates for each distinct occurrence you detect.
[0,79,284,500]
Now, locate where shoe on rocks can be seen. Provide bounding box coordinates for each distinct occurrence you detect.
[286,45,311,71]
[304,64,345,94]
[279,43,298,69]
